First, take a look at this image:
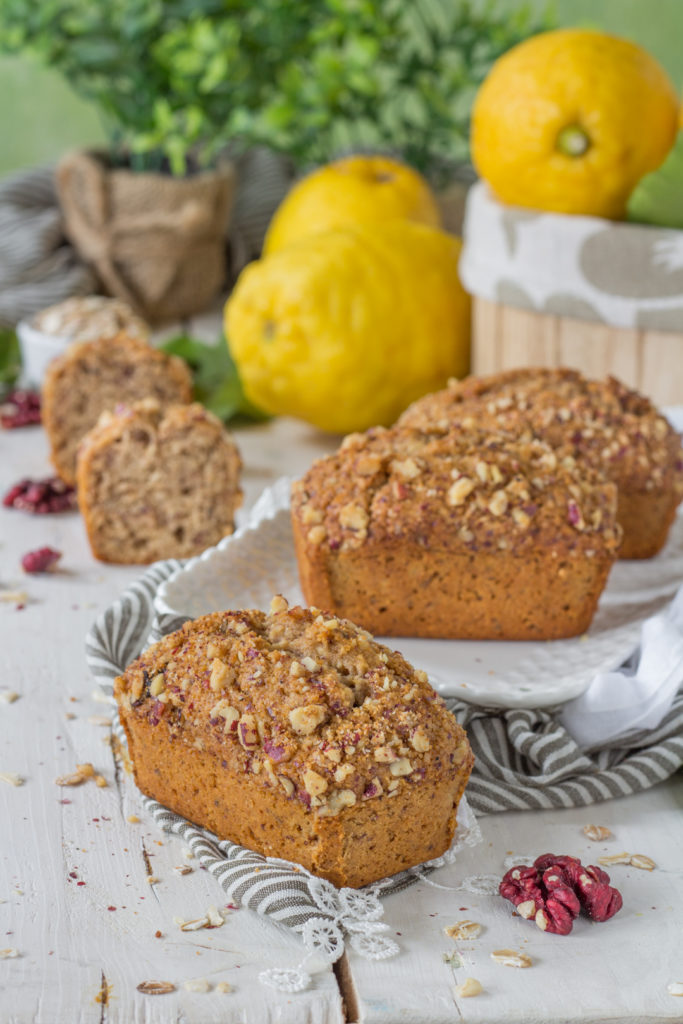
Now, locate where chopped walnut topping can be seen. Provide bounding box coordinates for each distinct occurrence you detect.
[488,490,508,516]
[512,507,531,530]
[300,503,324,525]
[237,714,259,749]
[301,656,318,672]
[389,757,413,777]
[210,658,232,692]
[447,476,475,506]
[374,745,396,763]
[324,747,342,763]
[270,595,289,614]
[303,767,328,796]
[339,502,369,533]
[334,763,354,784]
[149,673,165,697]
[278,776,294,796]
[317,788,356,817]
[210,702,240,733]
[289,660,305,678]
[356,453,383,476]
[410,727,431,752]
[392,457,421,480]
[307,525,327,545]
[289,704,328,735]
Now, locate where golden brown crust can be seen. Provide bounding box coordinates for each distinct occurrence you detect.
[77,399,242,564]
[291,424,621,640]
[114,600,473,887]
[399,368,683,558]
[42,332,193,484]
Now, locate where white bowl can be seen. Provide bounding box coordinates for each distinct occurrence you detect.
[16,319,70,388]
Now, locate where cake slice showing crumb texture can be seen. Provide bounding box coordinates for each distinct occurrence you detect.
[77,399,242,563]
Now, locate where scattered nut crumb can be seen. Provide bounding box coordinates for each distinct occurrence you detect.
[583,824,612,842]
[667,982,683,997]
[491,949,532,968]
[127,815,141,823]
[0,949,19,959]
[215,981,233,994]
[0,772,24,787]
[444,920,483,941]
[206,905,224,927]
[597,852,655,870]
[0,590,28,604]
[184,978,210,993]
[173,865,192,876]
[137,980,175,995]
[629,854,656,871]
[87,715,111,726]
[65,712,76,720]
[55,763,95,786]
[182,847,195,859]
[0,691,19,704]
[597,852,633,867]
[455,977,482,998]
[94,775,108,788]
[146,876,159,885]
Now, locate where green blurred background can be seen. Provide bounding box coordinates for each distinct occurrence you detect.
[1,0,681,177]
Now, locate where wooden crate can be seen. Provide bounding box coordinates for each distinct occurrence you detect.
[472,296,683,407]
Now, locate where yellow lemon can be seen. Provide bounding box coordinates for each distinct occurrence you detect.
[471,29,678,218]
[263,154,441,255]
[226,220,470,434]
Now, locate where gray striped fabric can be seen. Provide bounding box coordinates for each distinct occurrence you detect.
[0,165,95,326]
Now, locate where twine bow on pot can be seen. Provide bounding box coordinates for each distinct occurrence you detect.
[56,150,235,323]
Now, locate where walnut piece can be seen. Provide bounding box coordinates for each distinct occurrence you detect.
[455,978,483,998]
[583,824,612,842]
[444,920,483,940]
[289,704,327,736]
[491,949,532,968]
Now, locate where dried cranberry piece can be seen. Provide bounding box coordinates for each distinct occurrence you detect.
[0,389,41,428]
[21,546,61,573]
[3,476,76,514]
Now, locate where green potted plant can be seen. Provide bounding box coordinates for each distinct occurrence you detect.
[0,0,549,322]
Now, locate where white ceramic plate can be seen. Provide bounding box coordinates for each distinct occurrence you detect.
[155,475,683,710]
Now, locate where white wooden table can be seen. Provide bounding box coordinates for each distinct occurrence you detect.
[2,416,683,1024]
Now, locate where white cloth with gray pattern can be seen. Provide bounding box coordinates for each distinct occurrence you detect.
[460,181,683,331]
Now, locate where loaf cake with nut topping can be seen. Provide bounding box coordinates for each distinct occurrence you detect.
[77,399,242,563]
[114,597,473,888]
[291,425,621,640]
[399,368,683,560]
[43,332,193,485]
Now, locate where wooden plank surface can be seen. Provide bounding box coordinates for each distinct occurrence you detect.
[2,380,683,1023]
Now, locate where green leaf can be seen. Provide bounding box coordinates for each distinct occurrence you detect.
[0,329,21,395]
[159,333,268,423]
[627,132,683,229]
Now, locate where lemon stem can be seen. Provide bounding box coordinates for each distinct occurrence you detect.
[557,125,591,157]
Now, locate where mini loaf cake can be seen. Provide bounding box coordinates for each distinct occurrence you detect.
[77,399,242,563]
[291,426,622,640]
[114,597,474,888]
[42,333,193,485]
[399,368,683,560]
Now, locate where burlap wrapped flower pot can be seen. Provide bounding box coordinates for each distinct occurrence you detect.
[56,150,235,323]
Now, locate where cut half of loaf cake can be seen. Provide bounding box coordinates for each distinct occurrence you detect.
[77,399,242,563]
[114,596,473,888]
[42,332,193,484]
